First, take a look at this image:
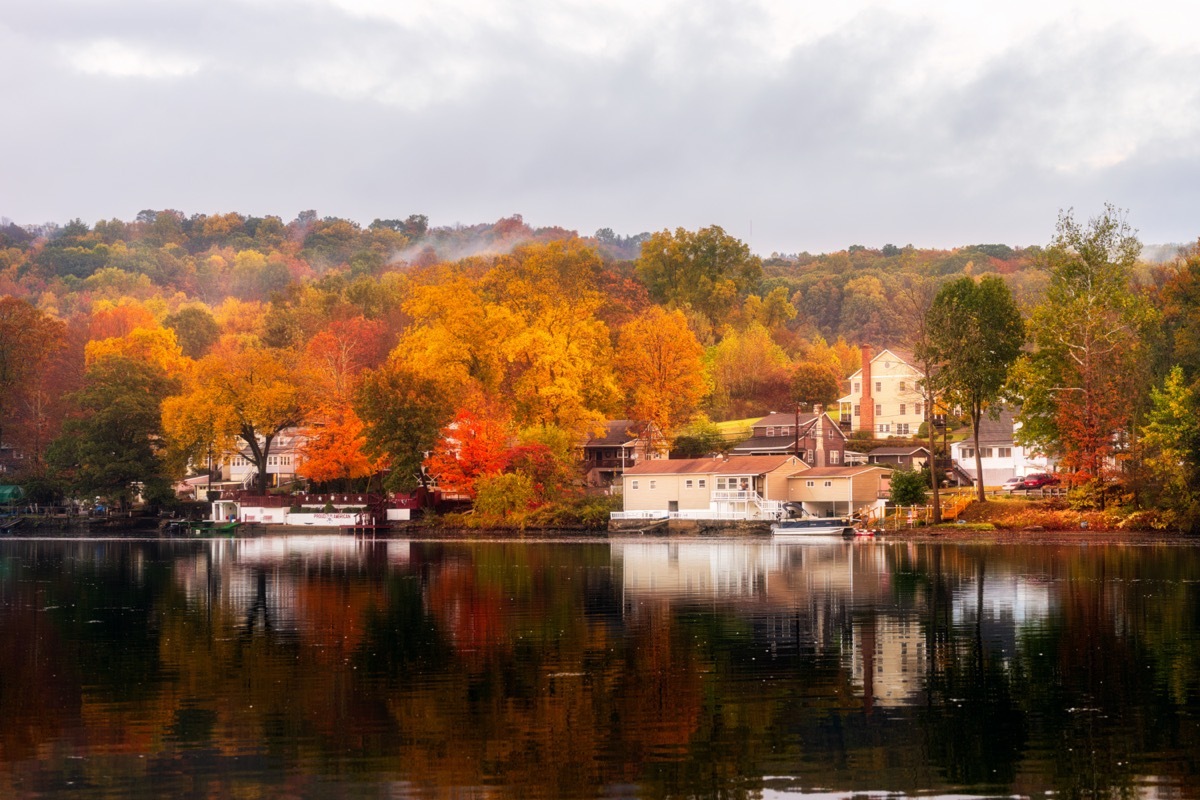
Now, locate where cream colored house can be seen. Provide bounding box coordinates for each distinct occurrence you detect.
[785,465,892,518]
[838,346,926,439]
[615,455,807,520]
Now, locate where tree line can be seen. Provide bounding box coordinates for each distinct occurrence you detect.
[1,206,1198,529]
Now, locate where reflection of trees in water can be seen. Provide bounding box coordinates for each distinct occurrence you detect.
[1,540,1200,797]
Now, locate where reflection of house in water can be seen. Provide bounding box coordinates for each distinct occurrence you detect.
[951,574,1056,652]
[612,540,936,708]
[613,542,782,602]
[850,613,928,707]
[174,537,376,634]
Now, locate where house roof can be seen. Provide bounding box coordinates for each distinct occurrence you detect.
[751,411,819,428]
[731,437,797,453]
[868,446,931,457]
[787,465,891,479]
[970,409,1017,444]
[623,455,803,477]
[583,420,656,448]
[845,347,922,381]
[734,412,845,452]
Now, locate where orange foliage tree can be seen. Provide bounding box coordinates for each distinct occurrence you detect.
[425,410,511,498]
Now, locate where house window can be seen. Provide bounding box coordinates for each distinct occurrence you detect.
[698,479,706,488]
[963,448,975,459]
[806,480,814,487]
[781,426,790,436]
[875,381,882,393]
[853,382,860,394]
[830,450,841,465]
[897,423,909,435]
[825,481,832,488]
[998,447,1012,458]
[899,403,906,415]
[879,423,890,433]
[766,426,775,436]
[649,480,656,489]
[979,448,993,459]
[806,449,814,462]
[631,480,639,489]
[853,404,860,416]
[915,403,923,416]
[685,479,693,489]
[899,381,906,391]
[875,404,882,416]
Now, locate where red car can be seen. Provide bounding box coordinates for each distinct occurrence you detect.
[1022,472,1060,489]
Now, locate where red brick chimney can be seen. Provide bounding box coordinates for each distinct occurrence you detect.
[860,345,874,435]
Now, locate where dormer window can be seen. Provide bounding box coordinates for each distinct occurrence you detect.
[766,426,776,436]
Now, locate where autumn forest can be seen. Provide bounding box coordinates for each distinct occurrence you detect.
[1,207,1199,529]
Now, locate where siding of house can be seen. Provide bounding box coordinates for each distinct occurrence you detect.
[838,349,925,439]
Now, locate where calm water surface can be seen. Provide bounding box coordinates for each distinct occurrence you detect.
[0,535,1198,799]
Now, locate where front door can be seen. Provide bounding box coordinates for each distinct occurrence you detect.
[668,501,679,512]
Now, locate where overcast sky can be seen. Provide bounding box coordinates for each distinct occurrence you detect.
[2,0,1198,254]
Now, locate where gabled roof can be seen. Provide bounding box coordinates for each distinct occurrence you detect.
[867,446,931,457]
[583,420,657,448]
[970,409,1017,444]
[623,455,803,477]
[751,411,819,428]
[845,347,923,381]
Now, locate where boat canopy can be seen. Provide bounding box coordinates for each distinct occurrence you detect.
[0,485,24,503]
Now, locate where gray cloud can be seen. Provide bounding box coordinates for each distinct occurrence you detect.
[2,0,1198,254]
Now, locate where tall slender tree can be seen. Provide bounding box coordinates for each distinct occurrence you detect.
[926,276,1025,501]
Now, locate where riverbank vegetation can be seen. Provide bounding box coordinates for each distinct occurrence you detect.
[1,208,1198,530]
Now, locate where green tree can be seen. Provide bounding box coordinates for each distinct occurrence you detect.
[164,306,220,359]
[671,417,726,458]
[635,226,762,326]
[1140,366,1200,531]
[790,361,842,412]
[889,467,928,506]
[926,275,1025,501]
[1016,206,1153,489]
[48,355,179,508]
[355,359,454,492]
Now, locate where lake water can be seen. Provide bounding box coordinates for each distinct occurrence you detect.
[1,535,1197,799]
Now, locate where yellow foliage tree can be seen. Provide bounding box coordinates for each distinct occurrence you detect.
[614,307,707,433]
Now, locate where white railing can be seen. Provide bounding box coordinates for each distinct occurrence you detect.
[670,510,748,520]
[758,500,785,518]
[712,490,755,501]
[610,511,669,520]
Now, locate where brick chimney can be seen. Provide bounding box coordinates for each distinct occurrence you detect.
[860,345,874,436]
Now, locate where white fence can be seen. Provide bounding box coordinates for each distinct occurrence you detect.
[610,511,669,520]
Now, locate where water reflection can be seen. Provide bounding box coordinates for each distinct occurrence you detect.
[0,536,1196,798]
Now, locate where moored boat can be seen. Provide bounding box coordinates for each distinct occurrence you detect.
[771,517,856,536]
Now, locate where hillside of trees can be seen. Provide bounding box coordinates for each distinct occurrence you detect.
[1,207,1198,529]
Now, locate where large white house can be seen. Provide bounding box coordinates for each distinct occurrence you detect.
[838,346,926,438]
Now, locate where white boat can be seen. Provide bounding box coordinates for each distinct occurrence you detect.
[771,517,856,536]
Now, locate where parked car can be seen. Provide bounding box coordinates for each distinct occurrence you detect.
[1022,472,1060,489]
[1001,476,1027,492]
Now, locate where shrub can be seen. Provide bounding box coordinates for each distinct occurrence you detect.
[474,472,536,518]
[889,468,928,506]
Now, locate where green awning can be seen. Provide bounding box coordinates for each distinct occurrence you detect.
[0,486,24,503]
